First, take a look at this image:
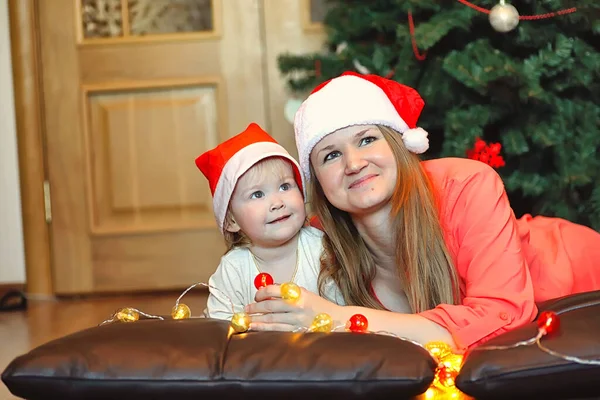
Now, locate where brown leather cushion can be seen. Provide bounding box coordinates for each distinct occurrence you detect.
[457,290,600,399]
[2,318,436,400]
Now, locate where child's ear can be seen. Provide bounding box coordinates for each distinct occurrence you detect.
[225,216,241,233]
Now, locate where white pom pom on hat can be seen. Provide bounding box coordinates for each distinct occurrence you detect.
[401,127,429,154]
[293,71,430,182]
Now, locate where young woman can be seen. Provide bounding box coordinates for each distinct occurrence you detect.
[244,72,600,350]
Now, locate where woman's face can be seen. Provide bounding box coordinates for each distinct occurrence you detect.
[310,124,398,215]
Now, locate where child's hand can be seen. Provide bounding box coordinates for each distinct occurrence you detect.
[244,284,342,332]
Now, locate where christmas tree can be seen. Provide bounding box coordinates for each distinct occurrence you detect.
[278,0,600,230]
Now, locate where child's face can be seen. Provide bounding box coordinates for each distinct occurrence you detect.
[226,158,305,247]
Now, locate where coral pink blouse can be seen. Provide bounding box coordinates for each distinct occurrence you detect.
[418,158,600,349]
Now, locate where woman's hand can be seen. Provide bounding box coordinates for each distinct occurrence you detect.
[245,284,342,332]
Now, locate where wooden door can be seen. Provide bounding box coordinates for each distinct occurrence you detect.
[38,0,270,294]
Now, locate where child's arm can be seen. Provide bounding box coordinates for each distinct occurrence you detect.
[203,258,247,320]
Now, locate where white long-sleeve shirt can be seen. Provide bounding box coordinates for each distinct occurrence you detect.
[204,227,344,320]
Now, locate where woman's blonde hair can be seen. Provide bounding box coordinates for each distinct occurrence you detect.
[222,157,306,253]
[311,125,459,313]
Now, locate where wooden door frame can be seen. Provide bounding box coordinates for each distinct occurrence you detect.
[8,0,53,295]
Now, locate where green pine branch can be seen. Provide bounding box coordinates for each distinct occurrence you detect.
[399,8,476,51]
[443,39,520,95]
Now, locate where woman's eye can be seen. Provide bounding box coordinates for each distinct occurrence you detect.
[323,151,341,163]
[280,183,291,191]
[359,136,376,146]
[250,191,264,199]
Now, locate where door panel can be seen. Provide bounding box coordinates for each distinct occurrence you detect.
[83,80,219,235]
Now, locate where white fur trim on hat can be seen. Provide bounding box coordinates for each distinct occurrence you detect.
[212,141,303,233]
[294,74,428,183]
[401,127,429,154]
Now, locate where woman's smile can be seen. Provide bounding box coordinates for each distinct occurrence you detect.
[348,174,378,189]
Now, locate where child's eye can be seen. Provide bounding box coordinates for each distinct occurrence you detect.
[250,191,264,199]
[280,183,291,191]
[359,136,376,146]
[323,151,341,163]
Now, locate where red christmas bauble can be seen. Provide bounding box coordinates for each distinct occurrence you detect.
[347,314,369,333]
[254,273,274,289]
[537,311,560,335]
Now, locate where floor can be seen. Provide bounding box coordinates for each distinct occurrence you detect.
[0,290,209,400]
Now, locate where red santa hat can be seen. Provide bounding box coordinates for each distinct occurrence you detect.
[294,71,429,182]
[195,123,303,233]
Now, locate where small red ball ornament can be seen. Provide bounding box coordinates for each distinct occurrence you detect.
[254,273,274,289]
[537,311,560,335]
[347,314,369,333]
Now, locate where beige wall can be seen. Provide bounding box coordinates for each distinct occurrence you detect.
[0,0,26,283]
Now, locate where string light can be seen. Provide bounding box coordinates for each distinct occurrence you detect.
[99,276,300,334]
[99,282,237,328]
[100,307,163,325]
[471,310,600,366]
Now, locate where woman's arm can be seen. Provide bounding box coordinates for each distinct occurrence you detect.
[417,160,537,350]
[333,305,456,346]
[246,286,456,348]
